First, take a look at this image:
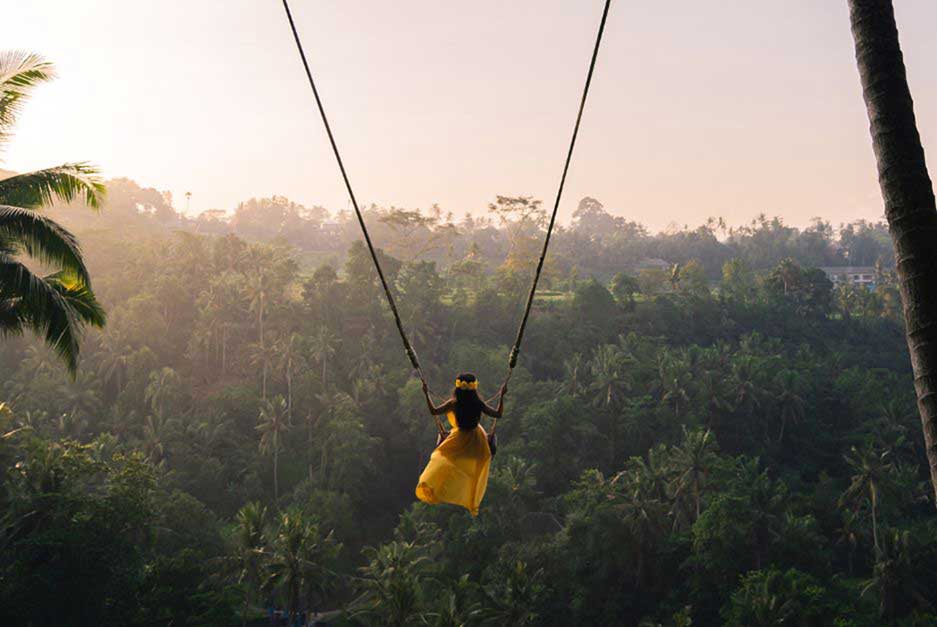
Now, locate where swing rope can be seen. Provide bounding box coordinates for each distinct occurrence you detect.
[280,0,612,436]
[490,0,611,435]
[504,0,611,380]
[280,0,424,384]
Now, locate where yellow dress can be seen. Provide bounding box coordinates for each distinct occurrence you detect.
[416,411,492,516]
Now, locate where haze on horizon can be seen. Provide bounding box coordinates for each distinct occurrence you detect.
[2,0,935,232]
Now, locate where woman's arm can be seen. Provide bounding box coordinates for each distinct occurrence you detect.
[422,381,455,416]
[481,383,507,418]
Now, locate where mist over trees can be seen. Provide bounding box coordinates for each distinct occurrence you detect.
[53,178,897,281]
[3,172,936,625]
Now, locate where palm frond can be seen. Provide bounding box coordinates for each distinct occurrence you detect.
[0,261,103,374]
[0,51,55,149]
[0,259,78,371]
[0,163,106,209]
[0,204,89,283]
[0,295,21,334]
[46,270,106,327]
[40,272,105,375]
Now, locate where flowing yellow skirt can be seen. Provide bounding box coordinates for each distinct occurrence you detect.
[415,412,492,516]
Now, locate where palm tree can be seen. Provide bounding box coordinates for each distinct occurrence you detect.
[561,352,584,397]
[669,263,681,292]
[840,443,894,555]
[873,398,913,446]
[234,501,269,627]
[20,343,55,377]
[834,282,856,321]
[655,352,691,418]
[275,333,304,422]
[729,355,765,419]
[96,330,131,398]
[144,366,182,416]
[257,395,291,500]
[734,458,785,571]
[615,470,668,589]
[773,369,806,443]
[847,0,937,506]
[248,338,278,402]
[589,344,629,408]
[771,258,801,296]
[696,370,733,429]
[480,561,543,626]
[314,391,375,495]
[304,410,319,482]
[310,325,338,387]
[348,331,376,382]
[490,456,540,529]
[860,528,922,620]
[356,540,433,627]
[669,427,717,524]
[723,568,825,627]
[52,410,86,440]
[431,575,483,627]
[244,272,268,398]
[264,509,339,623]
[835,509,863,576]
[189,410,231,458]
[194,279,239,375]
[142,412,172,464]
[0,51,106,373]
[626,445,672,505]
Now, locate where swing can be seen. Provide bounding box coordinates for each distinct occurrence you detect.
[280,0,612,450]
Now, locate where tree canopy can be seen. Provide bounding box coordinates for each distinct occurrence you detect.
[1,184,934,624]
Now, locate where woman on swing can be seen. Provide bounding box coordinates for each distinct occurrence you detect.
[416,373,507,516]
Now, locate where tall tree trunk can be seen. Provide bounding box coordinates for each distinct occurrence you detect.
[221,324,228,375]
[259,292,267,401]
[273,438,280,501]
[320,443,328,489]
[286,354,293,422]
[694,483,701,522]
[308,413,314,481]
[848,0,937,507]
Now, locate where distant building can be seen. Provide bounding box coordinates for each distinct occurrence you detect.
[634,257,672,271]
[320,221,343,238]
[819,266,876,289]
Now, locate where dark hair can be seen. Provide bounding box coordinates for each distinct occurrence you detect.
[452,372,484,430]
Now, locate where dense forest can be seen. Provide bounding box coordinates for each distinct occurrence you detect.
[3,176,937,626]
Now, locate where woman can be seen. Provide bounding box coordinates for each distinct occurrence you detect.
[415,373,506,516]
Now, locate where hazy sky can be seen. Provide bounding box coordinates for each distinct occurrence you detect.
[3,1,935,231]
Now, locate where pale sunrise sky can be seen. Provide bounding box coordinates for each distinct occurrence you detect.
[2,1,936,231]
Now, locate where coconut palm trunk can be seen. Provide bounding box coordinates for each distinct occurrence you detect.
[848,0,937,507]
[222,323,228,375]
[273,431,280,501]
[307,412,315,481]
[259,291,267,400]
[286,348,293,422]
